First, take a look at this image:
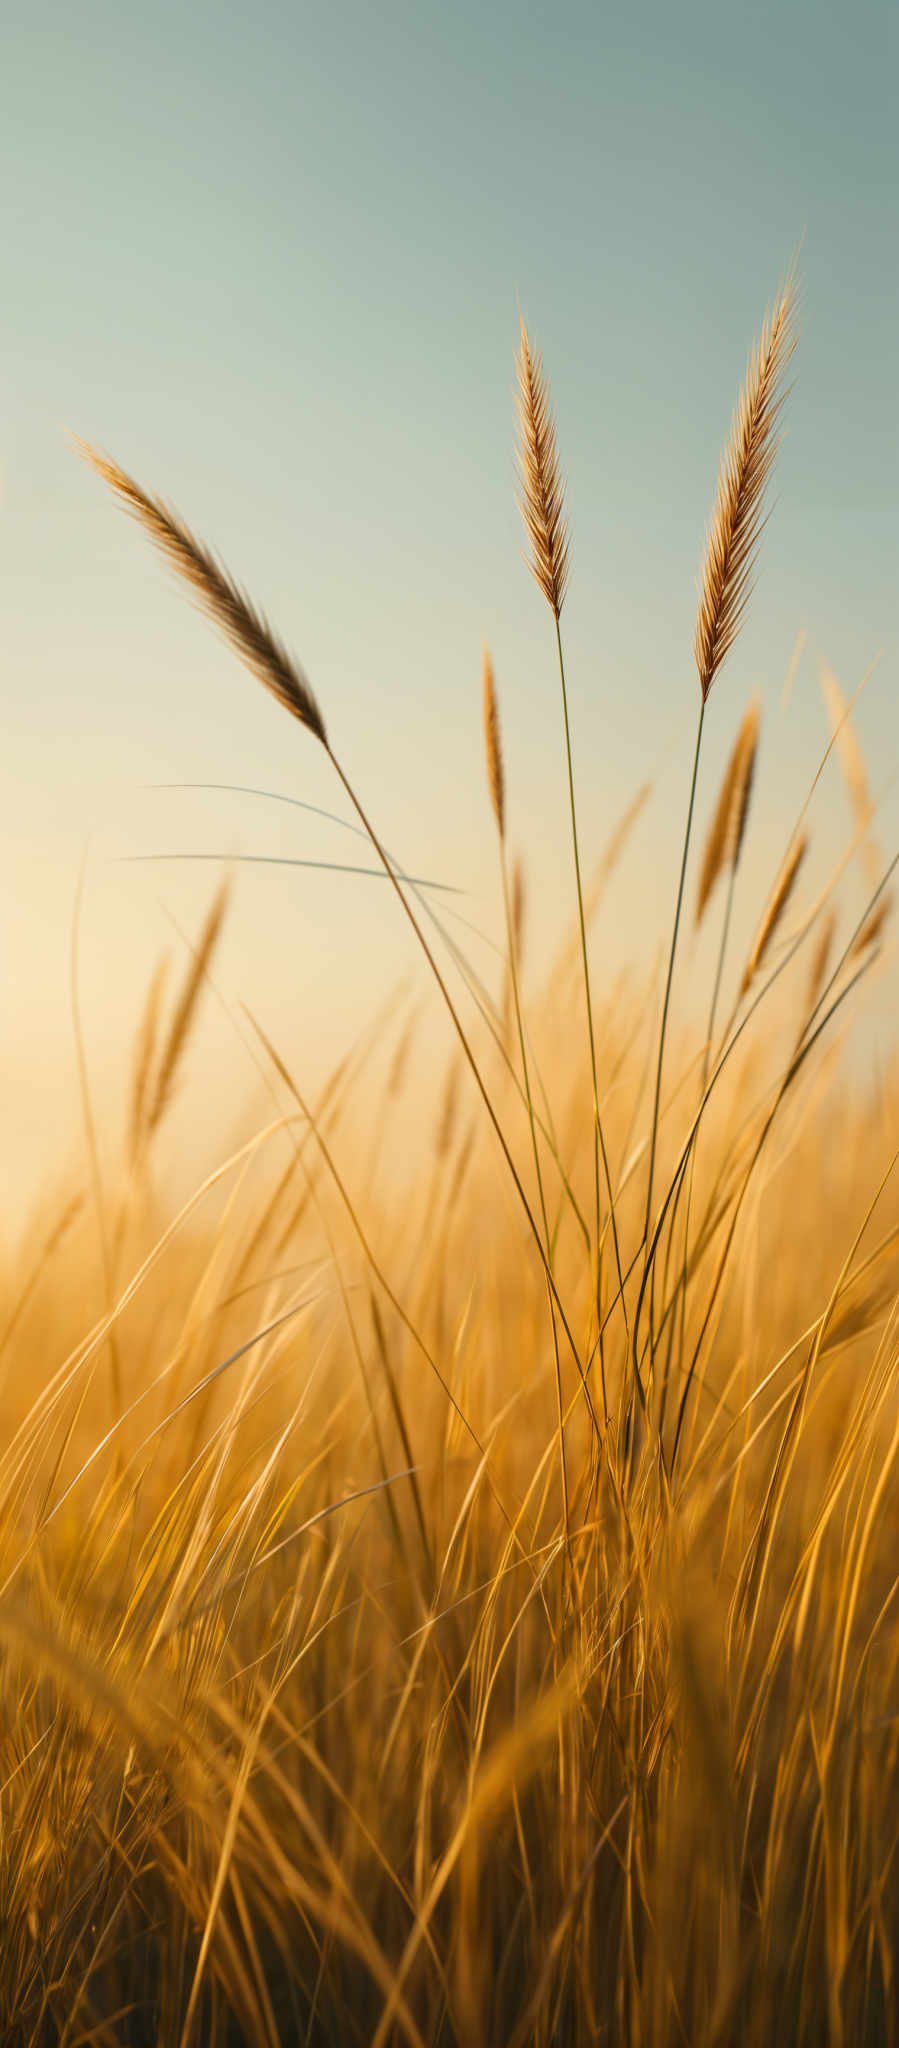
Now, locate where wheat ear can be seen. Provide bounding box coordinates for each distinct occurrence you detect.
[695,273,798,700]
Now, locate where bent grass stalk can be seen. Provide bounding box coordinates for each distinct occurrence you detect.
[27,273,899,2043]
[77,441,601,1453]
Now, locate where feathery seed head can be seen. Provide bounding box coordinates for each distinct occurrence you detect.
[129,954,171,1163]
[695,274,798,701]
[820,662,882,892]
[851,893,893,961]
[482,646,506,841]
[510,856,525,964]
[515,320,570,619]
[741,831,807,994]
[806,909,837,1010]
[435,1054,462,1157]
[728,697,761,871]
[74,439,328,747]
[148,878,231,1136]
[695,697,761,925]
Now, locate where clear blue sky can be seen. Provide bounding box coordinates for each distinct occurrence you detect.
[2,0,896,1202]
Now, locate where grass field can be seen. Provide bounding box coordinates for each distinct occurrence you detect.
[2,272,898,2045]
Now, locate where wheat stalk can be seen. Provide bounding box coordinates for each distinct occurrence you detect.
[694,273,798,700]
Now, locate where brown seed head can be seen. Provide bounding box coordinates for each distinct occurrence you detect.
[728,697,761,871]
[695,698,761,925]
[806,909,836,1011]
[695,275,798,701]
[510,856,526,964]
[851,893,893,961]
[820,662,881,892]
[74,439,328,746]
[515,320,570,619]
[148,878,231,1135]
[435,1054,462,1157]
[482,646,505,840]
[129,953,171,1162]
[820,665,871,833]
[740,832,807,994]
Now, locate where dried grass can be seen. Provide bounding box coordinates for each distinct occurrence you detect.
[4,276,893,2048]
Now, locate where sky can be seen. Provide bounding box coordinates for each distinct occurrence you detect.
[1,0,896,1214]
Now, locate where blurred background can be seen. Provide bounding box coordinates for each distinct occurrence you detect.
[1,0,896,1226]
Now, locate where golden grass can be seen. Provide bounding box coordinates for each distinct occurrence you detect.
[1,277,897,2046]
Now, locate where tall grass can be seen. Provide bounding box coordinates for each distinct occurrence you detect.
[0,274,897,2045]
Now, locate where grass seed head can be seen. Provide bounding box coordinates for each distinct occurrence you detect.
[695,697,761,926]
[75,439,329,746]
[515,320,570,620]
[482,646,506,841]
[695,273,798,701]
[741,831,807,993]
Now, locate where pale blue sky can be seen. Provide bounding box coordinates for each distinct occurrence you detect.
[2,0,896,1202]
